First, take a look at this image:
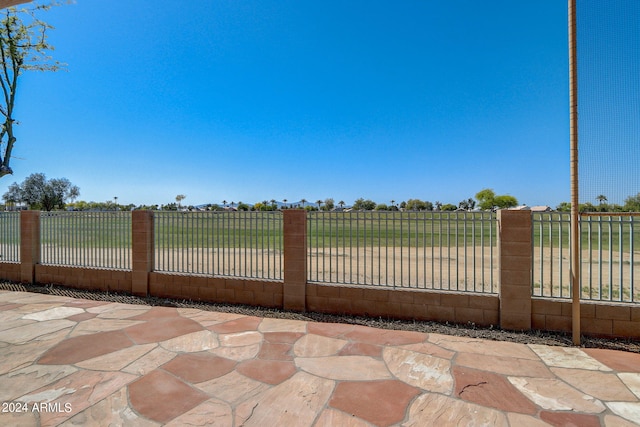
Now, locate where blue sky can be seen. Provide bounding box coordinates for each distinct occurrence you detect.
[3,0,572,207]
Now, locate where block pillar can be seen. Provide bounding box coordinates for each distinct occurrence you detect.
[132,210,154,296]
[498,209,532,330]
[20,210,40,284]
[283,210,307,311]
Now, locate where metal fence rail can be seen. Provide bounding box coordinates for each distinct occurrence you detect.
[40,211,132,269]
[532,213,571,298]
[581,214,639,302]
[532,213,640,303]
[154,211,283,280]
[0,211,20,263]
[307,211,498,293]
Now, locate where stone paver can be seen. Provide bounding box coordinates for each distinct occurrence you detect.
[330,380,420,427]
[1,289,639,426]
[383,346,453,393]
[453,365,537,414]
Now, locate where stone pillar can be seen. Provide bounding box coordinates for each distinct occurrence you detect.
[283,210,307,311]
[498,209,532,330]
[20,210,40,284]
[132,210,154,296]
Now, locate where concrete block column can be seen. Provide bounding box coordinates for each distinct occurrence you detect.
[20,210,40,284]
[283,210,307,311]
[498,209,533,330]
[132,210,154,296]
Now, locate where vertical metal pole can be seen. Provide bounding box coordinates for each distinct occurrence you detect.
[569,0,581,345]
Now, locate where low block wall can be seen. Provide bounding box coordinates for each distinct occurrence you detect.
[0,262,20,282]
[149,272,284,308]
[533,298,640,339]
[35,265,131,293]
[307,283,500,326]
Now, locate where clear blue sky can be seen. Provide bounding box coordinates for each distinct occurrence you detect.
[4,0,572,207]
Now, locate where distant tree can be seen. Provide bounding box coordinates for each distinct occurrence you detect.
[434,201,442,211]
[556,202,571,212]
[175,194,186,209]
[375,203,388,211]
[300,198,307,208]
[237,202,249,211]
[338,200,345,209]
[135,204,158,210]
[468,198,476,210]
[441,203,457,211]
[475,188,517,210]
[399,201,407,210]
[475,189,496,210]
[222,200,227,208]
[352,198,376,211]
[405,199,427,211]
[0,4,65,178]
[316,199,322,210]
[596,195,607,205]
[3,172,79,211]
[282,199,288,208]
[494,195,518,209]
[1,181,19,207]
[323,198,334,211]
[624,193,640,212]
[424,201,434,211]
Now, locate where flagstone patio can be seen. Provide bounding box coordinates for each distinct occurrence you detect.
[1,290,639,426]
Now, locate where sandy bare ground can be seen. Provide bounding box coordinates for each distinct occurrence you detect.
[534,248,640,301]
[10,244,640,301]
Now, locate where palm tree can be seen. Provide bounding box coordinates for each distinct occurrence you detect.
[222,200,227,208]
[176,194,186,209]
[316,200,322,210]
[283,199,288,209]
[467,198,476,210]
[596,195,607,205]
[339,200,345,209]
[300,198,307,208]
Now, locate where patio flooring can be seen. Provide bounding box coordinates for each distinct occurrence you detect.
[1,289,639,426]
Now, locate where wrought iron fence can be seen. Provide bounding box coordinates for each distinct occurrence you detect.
[532,212,571,298]
[154,211,283,280]
[532,213,640,303]
[40,211,132,269]
[307,211,498,293]
[580,214,639,302]
[0,211,20,263]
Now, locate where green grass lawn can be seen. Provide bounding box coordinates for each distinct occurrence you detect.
[533,213,640,252]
